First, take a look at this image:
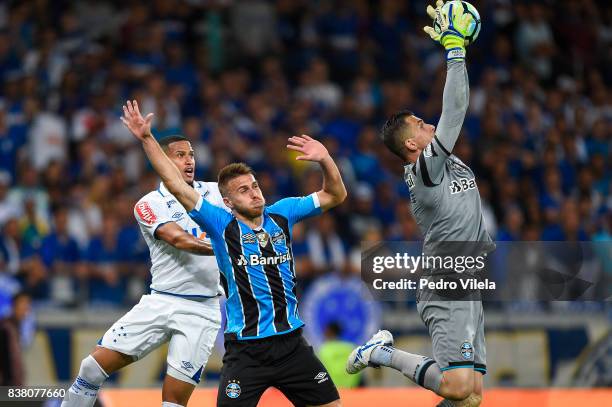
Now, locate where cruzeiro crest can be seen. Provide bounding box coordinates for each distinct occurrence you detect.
[256,231,269,247]
[225,380,241,399]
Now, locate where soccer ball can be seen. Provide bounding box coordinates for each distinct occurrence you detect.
[433,1,481,45]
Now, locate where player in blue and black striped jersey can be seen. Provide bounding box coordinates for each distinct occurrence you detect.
[122,100,345,407]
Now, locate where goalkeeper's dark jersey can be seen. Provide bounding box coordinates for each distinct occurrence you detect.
[188,193,322,340]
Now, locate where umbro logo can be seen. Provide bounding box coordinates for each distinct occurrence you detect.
[314,372,329,384]
[181,361,194,371]
[242,233,257,244]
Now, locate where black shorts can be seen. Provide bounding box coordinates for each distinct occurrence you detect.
[217,328,340,406]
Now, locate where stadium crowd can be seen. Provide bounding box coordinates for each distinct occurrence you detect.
[0,0,610,307]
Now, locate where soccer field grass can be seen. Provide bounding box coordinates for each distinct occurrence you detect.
[100,388,612,406]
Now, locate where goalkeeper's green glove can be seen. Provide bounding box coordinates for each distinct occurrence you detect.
[423,0,474,61]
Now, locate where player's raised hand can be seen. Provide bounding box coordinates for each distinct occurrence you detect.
[423,0,445,43]
[121,100,154,141]
[424,0,474,57]
[287,135,330,163]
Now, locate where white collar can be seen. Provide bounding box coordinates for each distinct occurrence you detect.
[158,180,206,197]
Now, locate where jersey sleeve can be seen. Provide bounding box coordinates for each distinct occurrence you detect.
[436,60,469,155]
[267,193,322,226]
[188,195,233,238]
[416,60,469,186]
[134,197,172,239]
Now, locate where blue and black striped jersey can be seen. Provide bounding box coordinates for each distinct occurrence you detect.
[188,193,322,340]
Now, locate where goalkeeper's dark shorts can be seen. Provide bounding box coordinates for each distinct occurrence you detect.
[217,328,340,407]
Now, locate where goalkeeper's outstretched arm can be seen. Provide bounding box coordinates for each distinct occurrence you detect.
[423,0,472,155]
[435,60,469,154]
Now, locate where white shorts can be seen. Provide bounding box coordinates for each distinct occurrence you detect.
[99,293,221,385]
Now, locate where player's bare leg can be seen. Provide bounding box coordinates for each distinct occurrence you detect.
[90,346,134,374]
[448,371,483,406]
[472,369,483,398]
[437,353,484,406]
[161,375,195,406]
[438,368,475,401]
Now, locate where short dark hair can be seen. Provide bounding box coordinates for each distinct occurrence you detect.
[218,163,255,196]
[159,135,189,151]
[380,109,414,159]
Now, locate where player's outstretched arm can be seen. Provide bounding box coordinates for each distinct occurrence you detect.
[121,100,200,211]
[287,135,347,211]
[156,222,214,255]
[435,58,469,155]
[424,0,471,154]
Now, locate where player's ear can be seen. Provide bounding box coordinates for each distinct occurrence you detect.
[404,138,418,152]
[223,196,233,209]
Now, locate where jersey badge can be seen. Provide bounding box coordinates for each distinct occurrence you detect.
[271,231,286,245]
[256,231,269,247]
[135,201,157,225]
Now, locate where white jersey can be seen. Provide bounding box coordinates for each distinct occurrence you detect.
[134,181,228,297]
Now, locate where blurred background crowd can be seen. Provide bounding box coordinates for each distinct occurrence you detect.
[0,0,610,310]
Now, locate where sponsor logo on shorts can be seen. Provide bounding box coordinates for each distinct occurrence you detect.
[172,212,183,220]
[314,372,329,384]
[460,341,473,360]
[225,380,241,399]
[135,201,157,225]
[181,361,194,371]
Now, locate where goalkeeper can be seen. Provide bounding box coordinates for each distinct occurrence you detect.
[346,2,493,407]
